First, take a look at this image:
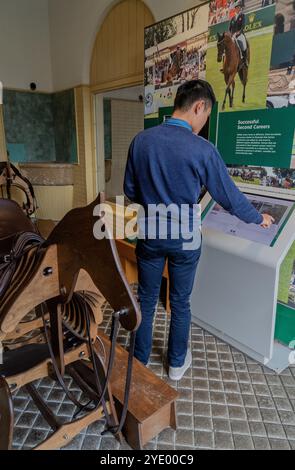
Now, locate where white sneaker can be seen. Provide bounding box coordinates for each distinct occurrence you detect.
[168,349,192,381]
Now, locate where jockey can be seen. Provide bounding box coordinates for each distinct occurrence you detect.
[229,1,248,67]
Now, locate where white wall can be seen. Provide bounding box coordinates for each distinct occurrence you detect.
[103,85,144,101]
[0,0,204,92]
[0,0,53,91]
[48,0,203,91]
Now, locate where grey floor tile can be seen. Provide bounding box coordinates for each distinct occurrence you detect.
[81,435,101,450]
[194,416,213,432]
[264,423,286,439]
[249,421,267,437]
[269,439,291,450]
[178,414,194,429]
[177,401,193,415]
[284,426,295,440]
[10,298,295,451]
[212,419,231,433]
[252,436,271,450]
[195,431,214,449]
[214,431,234,450]
[260,409,281,424]
[211,404,228,419]
[194,403,211,417]
[157,428,176,444]
[230,420,250,435]
[233,434,254,450]
[279,411,295,426]
[228,406,247,421]
[175,429,194,447]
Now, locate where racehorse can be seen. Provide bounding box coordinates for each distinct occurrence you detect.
[217,32,250,110]
[161,49,184,84]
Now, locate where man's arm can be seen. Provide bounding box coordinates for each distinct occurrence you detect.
[124,139,138,202]
[200,147,263,225]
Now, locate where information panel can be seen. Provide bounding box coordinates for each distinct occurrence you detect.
[203,194,294,246]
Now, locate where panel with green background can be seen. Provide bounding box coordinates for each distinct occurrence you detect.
[216,107,295,168]
[276,242,295,346]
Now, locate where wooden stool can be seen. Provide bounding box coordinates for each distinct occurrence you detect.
[73,331,179,450]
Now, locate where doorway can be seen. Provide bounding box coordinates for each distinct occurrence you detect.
[94,85,144,200]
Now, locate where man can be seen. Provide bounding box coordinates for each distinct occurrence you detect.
[124,80,274,381]
[229,1,248,67]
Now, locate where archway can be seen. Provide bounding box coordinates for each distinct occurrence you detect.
[90,0,155,92]
[89,0,155,196]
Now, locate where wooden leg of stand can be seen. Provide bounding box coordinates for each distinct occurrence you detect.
[0,377,14,450]
[170,401,177,431]
[68,360,124,445]
[34,404,107,450]
[25,383,61,431]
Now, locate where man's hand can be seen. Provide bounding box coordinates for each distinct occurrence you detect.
[261,213,275,229]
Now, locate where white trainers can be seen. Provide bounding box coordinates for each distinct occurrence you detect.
[168,349,192,381]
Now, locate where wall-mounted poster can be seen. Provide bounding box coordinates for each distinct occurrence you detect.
[144,3,210,118]
[268,0,295,102]
[144,0,295,183]
[267,0,295,160]
[206,1,276,112]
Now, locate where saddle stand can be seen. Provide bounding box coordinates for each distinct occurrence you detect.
[0,193,141,450]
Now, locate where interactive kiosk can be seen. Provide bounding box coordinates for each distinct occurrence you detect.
[143,0,295,373]
[191,185,295,372]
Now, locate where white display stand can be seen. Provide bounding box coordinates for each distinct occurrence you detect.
[191,186,295,373]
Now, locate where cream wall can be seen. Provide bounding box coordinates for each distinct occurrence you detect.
[0,0,53,92]
[106,99,144,198]
[48,0,203,91]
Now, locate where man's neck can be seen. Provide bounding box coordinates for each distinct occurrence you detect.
[171,112,192,128]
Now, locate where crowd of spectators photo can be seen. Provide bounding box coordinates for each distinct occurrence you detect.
[145,43,207,87]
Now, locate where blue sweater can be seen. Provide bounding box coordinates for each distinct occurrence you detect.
[124,120,263,236]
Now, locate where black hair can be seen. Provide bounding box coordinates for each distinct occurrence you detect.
[173,80,216,112]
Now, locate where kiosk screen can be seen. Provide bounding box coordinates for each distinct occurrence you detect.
[203,194,294,246]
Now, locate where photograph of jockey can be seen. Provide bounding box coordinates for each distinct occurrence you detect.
[206,0,276,111]
[229,1,248,67]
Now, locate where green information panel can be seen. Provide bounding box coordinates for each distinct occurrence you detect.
[216,107,295,168]
[276,241,295,346]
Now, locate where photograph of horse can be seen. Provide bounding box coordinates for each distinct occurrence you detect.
[217,31,250,110]
[206,4,276,113]
[161,49,185,84]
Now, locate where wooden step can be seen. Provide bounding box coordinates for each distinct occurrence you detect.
[72,331,179,449]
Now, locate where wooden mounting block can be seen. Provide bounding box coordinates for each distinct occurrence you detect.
[70,332,179,450]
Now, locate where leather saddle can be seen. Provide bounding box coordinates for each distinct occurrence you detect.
[0,199,44,304]
[0,199,37,247]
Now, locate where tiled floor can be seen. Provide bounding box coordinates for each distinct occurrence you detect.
[11,297,295,450]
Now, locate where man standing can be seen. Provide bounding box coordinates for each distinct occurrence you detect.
[124,80,273,381]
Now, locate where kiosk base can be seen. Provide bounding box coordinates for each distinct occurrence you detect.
[192,316,292,374]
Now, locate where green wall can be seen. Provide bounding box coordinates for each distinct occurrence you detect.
[276,241,295,346]
[3,89,78,164]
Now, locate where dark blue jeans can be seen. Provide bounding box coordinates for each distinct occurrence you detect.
[135,239,201,367]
